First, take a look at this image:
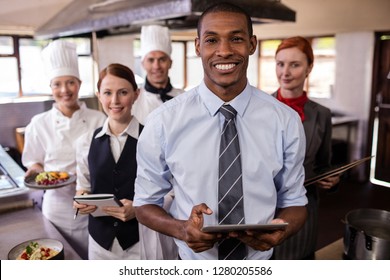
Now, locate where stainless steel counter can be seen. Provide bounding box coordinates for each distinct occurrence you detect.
[0,205,81,260]
[0,147,81,260]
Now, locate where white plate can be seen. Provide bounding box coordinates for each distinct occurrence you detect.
[24,173,76,190]
[202,223,288,233]
[8,238,64,260]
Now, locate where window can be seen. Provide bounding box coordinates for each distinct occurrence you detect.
[258,36,336,98]
[170,42,185,89]
[65,38,95,97]
[0,36,95,101]
[19,38,51,95]
[259,39,281,94]
[0,36,13,54]
[309,37,336,98]
[186,41,202,90]
[0,36,19,99]
[248,42,259,87]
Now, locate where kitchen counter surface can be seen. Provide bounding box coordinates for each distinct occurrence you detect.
[0,205,81,260]
[315,238,344,260]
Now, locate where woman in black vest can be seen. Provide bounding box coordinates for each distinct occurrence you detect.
[73,63,141,259]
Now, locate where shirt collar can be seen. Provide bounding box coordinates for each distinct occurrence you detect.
[95,117,140,139]
[199,80,251,118]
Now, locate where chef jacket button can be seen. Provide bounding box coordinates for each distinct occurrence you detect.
[113,169,119,174]
[114,188,119,192]
[114,221,118,227]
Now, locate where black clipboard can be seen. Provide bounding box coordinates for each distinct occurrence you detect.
[304,156,374,187]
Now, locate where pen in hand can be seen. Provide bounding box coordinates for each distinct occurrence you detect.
[73,208,79,220]
[73,191,86,220]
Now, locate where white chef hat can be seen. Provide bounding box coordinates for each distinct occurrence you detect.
[140,25,172,61]
[41,40,80,81]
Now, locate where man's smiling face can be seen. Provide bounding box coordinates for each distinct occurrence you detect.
[195,11,257,101]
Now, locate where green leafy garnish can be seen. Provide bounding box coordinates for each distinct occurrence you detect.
[25,242,38,255]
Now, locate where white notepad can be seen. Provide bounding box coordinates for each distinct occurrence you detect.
[73,193,123,217]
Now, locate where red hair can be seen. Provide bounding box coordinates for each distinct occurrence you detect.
[97,63,138,92]
[276,36,314,66]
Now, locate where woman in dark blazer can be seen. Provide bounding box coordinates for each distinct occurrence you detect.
[272,36,340,260]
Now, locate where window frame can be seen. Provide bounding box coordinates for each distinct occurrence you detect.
[258,35,336,98]
[2,34,335,101]
[0,35,26,97]
[0,35,94,100]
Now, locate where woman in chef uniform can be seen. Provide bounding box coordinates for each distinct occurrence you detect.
[22,40,106,260]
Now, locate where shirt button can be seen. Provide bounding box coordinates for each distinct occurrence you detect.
[114,222,118,227]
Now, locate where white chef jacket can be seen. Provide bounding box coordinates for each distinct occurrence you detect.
[132,87,183,125]
[131,85,183,260]
[22,101,106,259]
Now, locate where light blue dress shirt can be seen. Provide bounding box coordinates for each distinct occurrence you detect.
[134,81,307,260]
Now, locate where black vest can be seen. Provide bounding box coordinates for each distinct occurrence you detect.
[87,127,139,250]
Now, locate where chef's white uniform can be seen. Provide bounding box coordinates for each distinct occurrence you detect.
[132,85,183,260]
[132,87,183,125]
[22,102,106,259]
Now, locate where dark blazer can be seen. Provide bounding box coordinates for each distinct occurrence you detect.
[271,92,332,181]
[302,99,333,181]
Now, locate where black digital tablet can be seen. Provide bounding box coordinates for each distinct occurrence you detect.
[201,223,288,233]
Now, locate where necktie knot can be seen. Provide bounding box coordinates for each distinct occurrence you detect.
[220,104,237,121]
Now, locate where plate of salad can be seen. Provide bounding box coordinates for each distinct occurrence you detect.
[8,238,64,260]
[24,171,76,189]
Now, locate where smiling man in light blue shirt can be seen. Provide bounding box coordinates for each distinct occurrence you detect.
[134,2,308,260]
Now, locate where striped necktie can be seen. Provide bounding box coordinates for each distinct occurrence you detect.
[218,104,246,260]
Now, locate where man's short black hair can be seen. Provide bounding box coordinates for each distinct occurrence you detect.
[197,2,253,37]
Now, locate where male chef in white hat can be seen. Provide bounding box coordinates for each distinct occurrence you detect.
[132,25,183,125]
[22,40,106,259]
[133,25,182,260]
